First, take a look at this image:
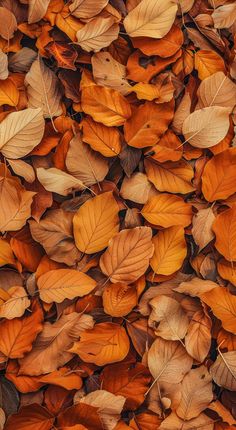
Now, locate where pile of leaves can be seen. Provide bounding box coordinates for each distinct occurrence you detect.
[0,0,236,429]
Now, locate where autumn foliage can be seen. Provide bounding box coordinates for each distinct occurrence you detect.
[0,0,236,429]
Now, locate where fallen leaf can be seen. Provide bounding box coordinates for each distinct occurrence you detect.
[81,116,121,157]
[70,322,130,365]
[210,351,236,391]
[192,207,215,251]
[69,0,109,19]
[195,50,226,80]
[0,286,30,320]
[100,227,154,283]
[36,167,85,196]
[212,3,236,29]
[212,205,236,262]
[37,269,96,303]
[197,72,236,110]
[103,282,137,317]
[201,286,236,334]
[28,0,51,24]
[4,404,54,430]
[73,192,119,254]
[185,309,212,363]
[76,17,119,52]
[123,0,178,38]
[0,49,8,79]
[120,173,156,204]
[0,7,17,40]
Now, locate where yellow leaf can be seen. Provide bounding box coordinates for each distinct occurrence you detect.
[73,192,120,254]
[150,226,187,275]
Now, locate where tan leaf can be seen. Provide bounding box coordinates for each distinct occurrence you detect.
[76,17,119,52]
[69,0,109,19]
[192,208,215,251]
[210,351,236,391]
[182,106,230,148]
[0,49,8,80]
[81,85,131,126]
[120,173,156,204]
[25,56,63,119]
[174,277,218,297]
[172,91,191,134]
[0,174,35,232]
[28,0,51,24]
[8,47,37,73]
[30,209,81,266]
[79,390,125,430]
[0,7,17,40]
[73,192,119,254]
[160,412,214,430]
[197,72,236,110]
[91,52,131,95]
[148,338,193,384]
[103,283,137,317]
[82,117,121,157]
[208,400,236,426]
[176,366,213,420]
[149,296,189,340]
[185,310,212,362]
[19,312,94,375]
[7,159,35,183]
[100,227,154,284]
[66,133,109,186]
[145,158,195,194]
[37,269,97,303]
[70,322,130,366]
[212,3,236,29]
[0,108,45,159]
[123,0,178,38]
[0,286,30,320]
[142,193,192,228]
[36,167,85,196]
[150,226,187,276]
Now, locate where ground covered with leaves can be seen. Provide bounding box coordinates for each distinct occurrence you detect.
[0,0,236,429]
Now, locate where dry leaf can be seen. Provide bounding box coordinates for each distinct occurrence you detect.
[37,269,96,303]
[100,227,154,283]
[73,192,119,254]
[0,7,17,40]
[182,106,230,148]
[212,3,236,29]
[81,116,121,157]
[197,72,236,110]
[69,0,109,19]
[0,286,30,320]
[0,49,8,80]
[28,0,51,24]
[36,167,85,196]
[210,351,236,391]
[25,56,63,119]
[185,309,212,363]
[103,283,137,317]
[0,108,45,159]
[123,0,178,38]
[192,208,215,251]
[195,50,226,80]
[19,312,94,375]
[76,17,119,52]
[4,404,54,430]
[212,205,236,262]
[120,173,155,204]
[201,286,236,334]
[142,193,192,228]
[150,226,187,275]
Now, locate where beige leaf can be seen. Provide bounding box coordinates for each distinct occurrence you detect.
[79,390,125,430]
[0,108,45,159]
[185,309,212,362]
[178,0,195,14]
[174,277,218,297]
[7,159,35,183]
[28,0,51,24]
[210,351,236,391]
[30,209,81,266]
[172,91,191,134]
[160,412,214,430]
[25,56,63,120]
[123,0,178,38]
[76,17,119,52]
[37,269,96,303]
[176,366,213,420]
[69,0,109,19]
[0,7,17,40]
[149,296,189,340]
[0,49,8,80]
[100,226,154,284]
[148,338,193,384]
[91,52,131,95]
[0,409,5,430]
[73,192,120,254]
[212,3,236,29]
[19,312,94,375]
[192,208,215,251]
[66,133,109,186]
[36,167,85,196]
[197,72,236,110]
[182,106,230,148]
[9,48,37,73]
[0,286,30,319]
[0,175,35,232]
[120,173,156,204]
